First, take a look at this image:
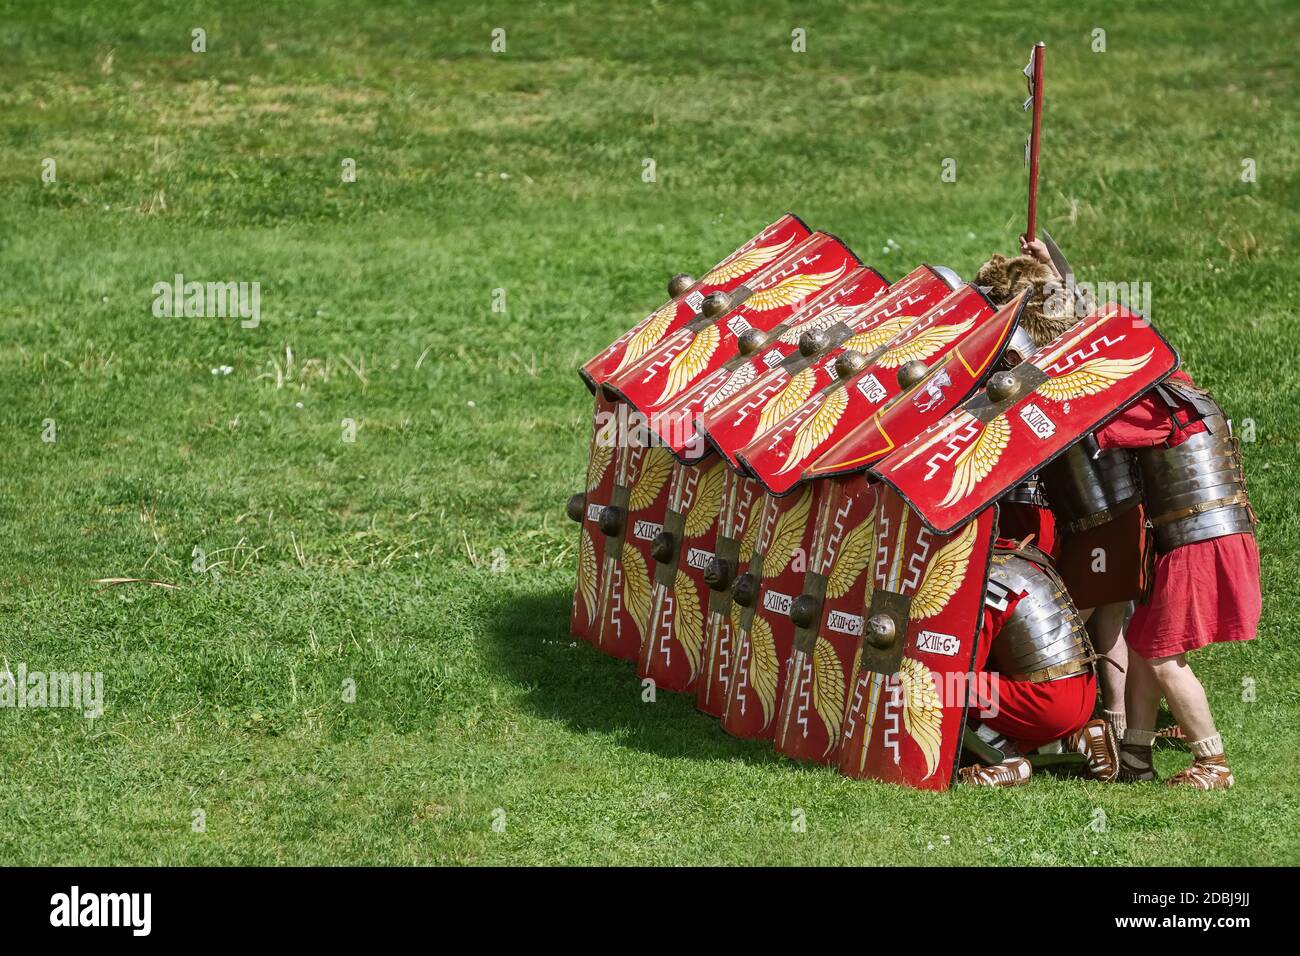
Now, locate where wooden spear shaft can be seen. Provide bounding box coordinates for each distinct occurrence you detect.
[1026,42,1045,241]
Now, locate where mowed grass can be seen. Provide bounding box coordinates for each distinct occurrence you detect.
[0,0,1297,865]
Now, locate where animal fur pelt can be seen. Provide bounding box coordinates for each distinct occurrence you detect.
[974,254,1075,347]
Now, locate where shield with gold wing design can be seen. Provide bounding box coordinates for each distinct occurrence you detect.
[580,214,811,390]
[646,265,891,461]
[699,264,962,468]
[638,458,729,693]
[603,232,864,417]
[696,468,764,718]
[572,215,808,642]
[772,475,877,765]
[837,489,998,790]
[800,291,1028,483]
[738,285,1000,497]
[720,482,821,740]
[871,304,1180,534]
[568,392,619,642]
[590,441,677,660]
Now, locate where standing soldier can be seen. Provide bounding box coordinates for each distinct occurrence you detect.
[1022,238,1261,789]
[1040,436,1149,745]
[1011,235,1146,745]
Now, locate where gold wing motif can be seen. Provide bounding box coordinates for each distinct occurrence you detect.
[826,514,875,599]
[841,645,864,729]
[620,543,652,637]
[1035,349,1155,402]
[746,613,780,729]
[775,386,848,475]
[877,318,975,369]
[762,486,813,577]
[938,413,1011,508]
[755,366,816,435]
[777,306,853,345]
[586,442,612,492]
[655,324,720,405]
[577,528,598,624]
[811,636,847,755]
[613,302,676,373]
[898,656,944,779]
[842,315,914,355]
[909,520,979,620]
[744,266,846,312]
[703,362,756,411]
[628,447,674,510]
[672,570,704,679]
[729,597,745,636]
[701,234,796,285]
[683,462,726,537]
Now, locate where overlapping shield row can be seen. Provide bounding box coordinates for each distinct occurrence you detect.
[566,214,1177,790]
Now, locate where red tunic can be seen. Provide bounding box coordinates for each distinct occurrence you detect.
[1094,370,1261,659]
[1056,502,1152,610]
[997,503,1059,560]
[972,554,1096,750]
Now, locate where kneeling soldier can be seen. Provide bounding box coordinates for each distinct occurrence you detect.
[960,541,1118,787]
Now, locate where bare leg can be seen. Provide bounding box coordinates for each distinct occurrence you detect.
[1090,601,1130,733]
[1145,652,1233,789]
[1146,653,1216,741]
[1118,648,1161,781]
[1124,650,1160,733]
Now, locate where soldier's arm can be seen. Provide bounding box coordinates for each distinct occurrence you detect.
[1094,397,1173,450]
[1018,234,1062,280]
[1097,370,1213,451]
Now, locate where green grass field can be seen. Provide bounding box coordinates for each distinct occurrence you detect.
[1,0,1297,865]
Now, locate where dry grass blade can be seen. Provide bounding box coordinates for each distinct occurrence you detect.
[90,577,181,592]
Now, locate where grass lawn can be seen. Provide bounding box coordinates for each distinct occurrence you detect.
[0,0,1296,865]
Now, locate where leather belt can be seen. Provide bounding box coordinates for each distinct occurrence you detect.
[1067,496,1140,534]
[1150,490,1252,528]
[1011,657,1095,684]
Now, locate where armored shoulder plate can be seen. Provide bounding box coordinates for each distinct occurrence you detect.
[986,549,1094,683]
[1003,473,1050,508]
[1041,435,1141,533]
[1138,411,1255,551]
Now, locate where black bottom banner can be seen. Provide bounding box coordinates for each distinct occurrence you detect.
[0,866,1275,941]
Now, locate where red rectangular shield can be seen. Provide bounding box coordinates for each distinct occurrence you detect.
[696,469,764,717]
[638,458,729,693]
[570,392,619,641]
[720,482,823,740]
[871,305,1180,534]
[645,265,891,459]
[801,292,1026,482]
[837,490,998,790]
[603,233,864,417]
[591,442,676,660]
[581,214,811,389]
[772,475,878,765]
[738,285,998,497]
[699,265,960,468]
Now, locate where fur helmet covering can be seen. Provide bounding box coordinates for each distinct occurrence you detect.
[973,254,1075,347]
